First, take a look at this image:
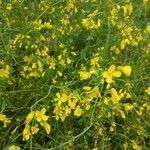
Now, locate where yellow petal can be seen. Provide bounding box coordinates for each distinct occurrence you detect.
[113,71,121,77]
[145,87,150,95]
[25,111,35,124]
[8,145,20,150]
[79,71,91,80]
[122,66,132,76]
[74,106,82,117]
[31,125,39,135]
[111,88,121,104]
[23,124,31,141]
[108,65,116,73]
[83,86,92,91]
[102,71,108,78]
[106,76,113,84]
[41,108,46,114]
[40,122,51,134]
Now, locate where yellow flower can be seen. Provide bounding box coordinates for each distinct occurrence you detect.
[61,18,70,26]
[64,106,71,115]
[25,111,35,124]
[118,66,132,76]
[109,125,115,132]
[102,65,121,84]
[35,108,49,122]
[87,86,101,98]
[31,125,39,135]
[74,106,82,117]
[59,113,66,122]
[23,55,32,62]
[90,56,100,67]
[56,93,69,104]
[0,113,11,128]
[53,105,64,121]
[131,141,142,150]
[123,142,128,150]
[124,103,134,112]
[40,122,51,134]
[122,3,133,18]
[79,71,91,80]
[143,0,148,4]
[43,22,53,29]
[120,38,130,49]
[83,86,92,91]
[146,25,150,33]
[81,18,100,30]
[67,58,72,64]
[119,110,126,119]
[23,124,31,141]
[145,87,150,95]
[81,10,100,30]
[57,71,62,77]
[111,88,121,104]
[6,3,12,11]
[92,148,98,150]
[0,61,10,78]
[68,99,77,108]
[8,145,20,150]
[24,107,52,135]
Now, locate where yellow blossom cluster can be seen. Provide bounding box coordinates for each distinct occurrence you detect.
[10,32,56,79]
[111,88,123,104]
[65,0,76,13]
[103,87,131,106]
[102,65,121,84]
[145,87,150,95]
[79,71,91,80]
[118,65,132,77]
[119,26,142,50]
[109,1,133,28]
[146,25,150,33]
[23,107,51,141]
[20,60,45,79]
[53,86,101,121]
[53,91,83,121]
[0,60,10,78]
[83,86,101,99]
[109,1,142,51]
[8,145,20,150]
[38,1,49,11]
[11,34,31,48]
[102,64,132,84]
[6,3,12,11]
[90,52,101,68]
[57,48,72,67]
[81,10,100,30]
[33,19,53,31]
[0,113,11,127]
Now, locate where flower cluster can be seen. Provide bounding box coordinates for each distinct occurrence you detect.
[0,113,11,127]
[102,64,132,84]
[23,107,51,141]
[0,60,10,78]
[81,10,101,30]
[109,0,142,53]
[53,90,83,121]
